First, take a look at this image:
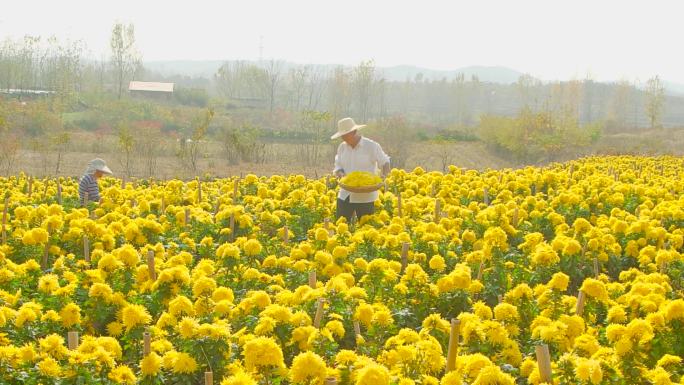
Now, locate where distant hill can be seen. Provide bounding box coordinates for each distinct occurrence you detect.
[379,65,525,83]
[143,60,527,84]
[664,81,684,96]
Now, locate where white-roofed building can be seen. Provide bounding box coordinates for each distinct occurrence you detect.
[128,81,174,100]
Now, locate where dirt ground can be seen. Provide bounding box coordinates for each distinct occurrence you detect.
[7,127,684,179]
[7,140,519,180]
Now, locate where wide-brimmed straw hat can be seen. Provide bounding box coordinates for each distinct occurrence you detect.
[86,158,113,175]
[331,117,366,140]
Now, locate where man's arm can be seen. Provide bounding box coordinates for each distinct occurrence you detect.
[381,162,390,178]
[375,143,391,178]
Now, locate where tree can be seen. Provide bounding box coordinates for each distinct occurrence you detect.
[183,108,215,172]
[328,67,352,124]
[645,75,665,129]
[117,122,135,177]
[353,60,375,121]
[110,22,141,99]
[608,80,632,128]
[264,60,283,116]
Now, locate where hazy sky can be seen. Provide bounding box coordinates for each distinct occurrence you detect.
[2,0,682,83]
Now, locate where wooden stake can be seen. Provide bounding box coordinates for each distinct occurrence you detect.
[184,208,190,227]
[283,226,289,244]
[28,176,33,197]
[445,319,461,372]
[535,344,553,383]
[204,371,213,385]
[56,179,62,205]
[593,257,599,278]
[43,178,49,200]
[121,176,126,189]
[353,321,361,340]
[1,196,8,245]
[143,330,151,356]
[397,192,403,217]
[83,235,90,262]
[160,195,166,214]
[67,331,79,350]
[400,242,409,273]
[233,178,239,204]
[42,241,50,271]
[434,198,441,223]
[483,187,490,206]
[229,213,235,242]
[476,261,484,281]
[324,378,337,385]
[308,270,317,288]
[313,298,325,328]
[147,250,157,281]
[197,178,202,203]
[576,291,586,316]
[512,207,519,227]
[213,199,220,218]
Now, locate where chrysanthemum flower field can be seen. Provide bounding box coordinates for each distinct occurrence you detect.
[0,156,682,385]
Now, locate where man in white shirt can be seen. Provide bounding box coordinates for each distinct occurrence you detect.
[332,117,391,222]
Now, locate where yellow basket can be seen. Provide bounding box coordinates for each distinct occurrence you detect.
[338,183,383,193]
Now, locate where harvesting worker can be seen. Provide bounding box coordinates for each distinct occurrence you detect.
[78,158,113,205]
[332,117,390,222]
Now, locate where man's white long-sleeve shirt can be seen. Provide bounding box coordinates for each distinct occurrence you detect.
[333,136,390,203]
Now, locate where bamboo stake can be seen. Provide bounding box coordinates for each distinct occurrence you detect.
[42,226,51,271]
[160,195,166,214]
[476,261,485,281]
[233,178,239,204]
[184,208,190,227]
[400,242,409,273]
[483,187,490,206]
[1,196,8,245]
[353,321,361,340]
[143,329,151,356]
[434,199,441,223]
[397,192,403,217]
[42,177,49,200]
[283,226,289,244]
[512,207,519,227]
[67,331,79,350]
[147,250,157,281]
[576,291,586,316]
[445,318,461,372]
[593,257,599,278]
[204,371,213,385]
[213,199,220,218]
[535,344,553,383]
[308,270,317,289]
[197,178,202,203]
[56,179,62,205]
[83,235,90,262]
[229,213,235,242]
[313,298,325,328]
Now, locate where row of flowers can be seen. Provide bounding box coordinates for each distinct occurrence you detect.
[0,155,682,384]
